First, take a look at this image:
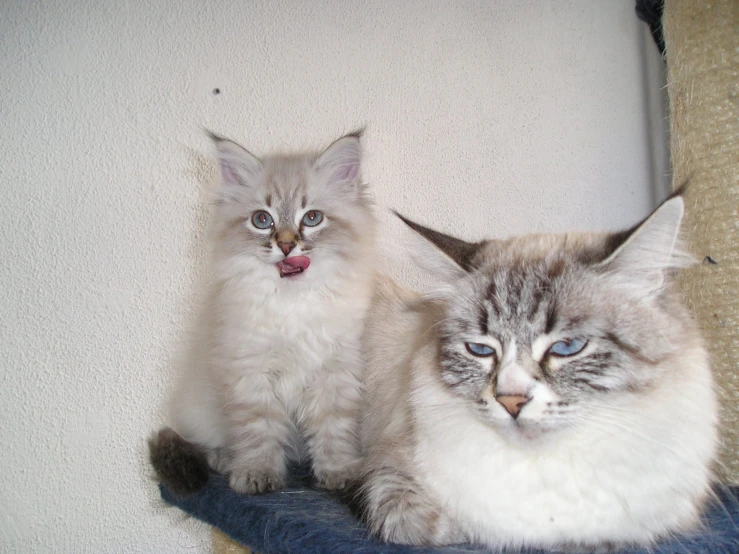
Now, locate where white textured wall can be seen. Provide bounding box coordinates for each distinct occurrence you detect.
[0,1,661,552]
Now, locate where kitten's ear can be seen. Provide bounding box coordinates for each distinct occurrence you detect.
[208,132,263,197]
[395,212,483,283]
[600,195,691,292]
[314,131,362,193]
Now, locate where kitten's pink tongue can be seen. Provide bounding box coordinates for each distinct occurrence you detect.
[276,256,310,278]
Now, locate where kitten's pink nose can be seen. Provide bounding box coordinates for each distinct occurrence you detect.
[495,395,530,419]
[278,241,296,256]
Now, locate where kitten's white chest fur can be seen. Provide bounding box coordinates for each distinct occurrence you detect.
[212,270,371,405]
[216,269,368,374]
[412,345,716,548]
[172,263,373,491]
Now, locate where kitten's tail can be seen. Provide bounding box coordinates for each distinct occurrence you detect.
[148,427,210,497]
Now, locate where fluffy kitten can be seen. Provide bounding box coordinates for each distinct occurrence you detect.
[355,195,718,551]
[150,131,376,495]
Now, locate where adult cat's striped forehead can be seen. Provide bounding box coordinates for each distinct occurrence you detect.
[463,233,626,344]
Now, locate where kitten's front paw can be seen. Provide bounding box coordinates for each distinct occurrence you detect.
[228,467,285,495]
[206,448,229,474]
[314,468,357,491]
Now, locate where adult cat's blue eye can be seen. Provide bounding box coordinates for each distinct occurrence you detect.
[301,210,324,227]
[465,342,496,357]
[549,338,588,357]
[252,210,274,230]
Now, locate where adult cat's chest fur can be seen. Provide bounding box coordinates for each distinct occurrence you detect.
[411,342,714,547]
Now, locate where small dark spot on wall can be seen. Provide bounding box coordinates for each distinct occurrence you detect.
[704,255,718,265]
[212,88,221,95]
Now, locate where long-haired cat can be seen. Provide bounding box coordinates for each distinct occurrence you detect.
[355,194,718,551]
[150,131,376,496]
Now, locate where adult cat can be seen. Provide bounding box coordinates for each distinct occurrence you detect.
[355,195,718,551]
[150,131,376,496]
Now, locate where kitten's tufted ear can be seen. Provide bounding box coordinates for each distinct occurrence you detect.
[314,131,362,194]
[395,212,483,283]
[600,195,690,292]
[208,131,263,197]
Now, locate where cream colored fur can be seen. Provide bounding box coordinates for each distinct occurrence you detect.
[170,133,376,493]
[358,198,718,551]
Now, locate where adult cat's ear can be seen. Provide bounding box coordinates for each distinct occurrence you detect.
[395,212,483,282]
[600,195,691,293]
[208,131,263,197]
[314,131,362,194]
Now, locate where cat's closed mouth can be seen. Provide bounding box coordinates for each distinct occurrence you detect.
[276,255,311,278]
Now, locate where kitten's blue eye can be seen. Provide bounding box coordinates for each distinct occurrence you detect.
[548,338,588,357]
[301,210,324,227]
[252,210,274,230]
[465,342,496,357]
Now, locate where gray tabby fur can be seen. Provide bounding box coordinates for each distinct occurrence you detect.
[356,196,718,552]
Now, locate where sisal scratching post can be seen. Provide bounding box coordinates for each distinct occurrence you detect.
[663,0,739,482]
[212,528,251,554]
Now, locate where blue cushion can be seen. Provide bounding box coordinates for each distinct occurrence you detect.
[160,473,739,553]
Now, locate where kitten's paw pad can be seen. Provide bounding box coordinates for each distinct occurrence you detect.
[373,490,456,546]
[228,468,285,495]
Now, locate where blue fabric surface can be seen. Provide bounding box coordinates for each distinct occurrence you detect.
[161,473,739,554]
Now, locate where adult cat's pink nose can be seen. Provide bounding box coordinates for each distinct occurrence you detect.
[495,395,530,419]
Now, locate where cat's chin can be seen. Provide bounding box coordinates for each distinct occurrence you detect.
[507,426,546,443]
[493,419,563,445]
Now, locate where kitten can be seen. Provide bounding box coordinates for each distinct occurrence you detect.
[354,194,718,551]
[150,131,376,495]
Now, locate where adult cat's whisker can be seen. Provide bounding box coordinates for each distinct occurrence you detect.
[579,413,694,463]
[585,402,652,416]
